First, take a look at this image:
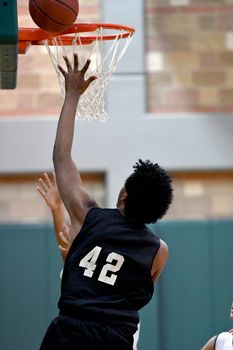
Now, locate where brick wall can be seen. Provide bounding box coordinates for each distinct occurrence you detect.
[146,0,233,112]
[0,0,101,117]
[167,172,233,220]
[2,1,233,115]
[0,173,105,222]
[0,172,233,222]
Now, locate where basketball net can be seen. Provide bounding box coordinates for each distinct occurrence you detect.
[43,27,134,122]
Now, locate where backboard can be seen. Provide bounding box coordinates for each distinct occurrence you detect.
[0,0,18,89]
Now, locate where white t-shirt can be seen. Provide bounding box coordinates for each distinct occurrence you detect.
[215,332,233,350]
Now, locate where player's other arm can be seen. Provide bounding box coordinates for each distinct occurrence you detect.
[151,240,169,283]
[37,172,66,243]
[53,54,98,232]
[36,172,72,260]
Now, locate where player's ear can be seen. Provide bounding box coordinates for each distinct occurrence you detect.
[122,190,128,201]
[117,187,127,208]
[120,187,127,201]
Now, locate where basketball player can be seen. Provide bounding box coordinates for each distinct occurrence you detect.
[201,304,233,350]
[39,54,173,350]
[37,172,140,348]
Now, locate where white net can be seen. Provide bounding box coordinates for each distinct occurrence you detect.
[43,27,134,122]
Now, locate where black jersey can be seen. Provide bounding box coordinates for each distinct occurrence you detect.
[58,207,160,327]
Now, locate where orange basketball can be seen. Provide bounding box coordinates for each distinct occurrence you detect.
[29,0,79,33]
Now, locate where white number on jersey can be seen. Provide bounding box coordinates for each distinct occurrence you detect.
[78,246,124,286]
[79,246,102,277]
[98,252,124,285]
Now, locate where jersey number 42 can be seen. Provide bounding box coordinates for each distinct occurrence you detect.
[79,246,124,286]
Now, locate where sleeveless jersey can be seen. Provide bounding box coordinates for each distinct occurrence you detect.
[58,207,161,327]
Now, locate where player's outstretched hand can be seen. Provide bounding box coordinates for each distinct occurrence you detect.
[57,53,97,97]
[37,172,62,211]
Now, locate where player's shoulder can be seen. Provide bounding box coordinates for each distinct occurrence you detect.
[159,239,169,259]
[159,239,168,251]
[86,206,117,220]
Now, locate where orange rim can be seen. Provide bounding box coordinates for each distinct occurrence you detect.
[18,23,135,54]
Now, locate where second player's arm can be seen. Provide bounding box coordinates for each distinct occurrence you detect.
[37,172,72,259]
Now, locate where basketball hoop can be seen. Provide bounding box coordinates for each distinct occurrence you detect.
[18,23,135,122]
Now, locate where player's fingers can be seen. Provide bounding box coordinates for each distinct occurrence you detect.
[86,75,97,88]
[81,59,91,74]
[38,178,48,192]
[57,64,67,78]
[63,56,72,73]
[73,53,79,72]
[59,231,69,246]
[43,173,51,188]
[36,186,45,198]
[63,231,70,244]
[59,245,69,260]
[58,245,67,253]
[62,224,71,240]
[62,222,70,231]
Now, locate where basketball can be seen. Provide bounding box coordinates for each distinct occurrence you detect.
[29,0,79,33]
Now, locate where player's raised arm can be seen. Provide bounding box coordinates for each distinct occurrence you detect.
[53,54,98,230]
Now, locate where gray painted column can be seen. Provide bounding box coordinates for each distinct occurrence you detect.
[101,0,145,205]
[102,0,144,74]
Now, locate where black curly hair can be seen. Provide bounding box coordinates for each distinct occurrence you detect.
[124,159,173,225]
